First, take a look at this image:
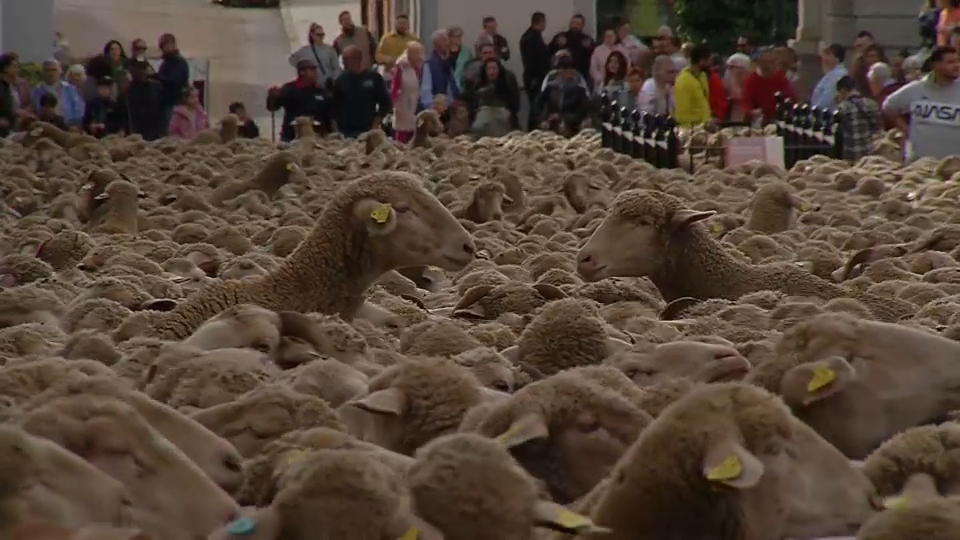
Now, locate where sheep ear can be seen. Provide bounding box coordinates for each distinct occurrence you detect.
[532,283,567,300]
[417,116,426,128]
[883,472,939,509]
[139,298,178,312]
[349,388,405,416]
[659,297,701,320]
[503,194,514,205]
[94,192,110,200]
[779,356,855,408]
[452,285,495,319]
[478,387,511,402]
[530,500,610,535]
[669,209,715,230]
[353,198,397,236]
[702,438,764,489]
[499,345,520,363]
[494,413,549,448]
[605,337,632,355]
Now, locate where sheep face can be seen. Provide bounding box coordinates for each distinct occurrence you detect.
[0,425,134,528]
[577,190,715,282]
[18,396,239,539]
[349,173,476,271]
[608,340,751,386]
[183,305,282,356]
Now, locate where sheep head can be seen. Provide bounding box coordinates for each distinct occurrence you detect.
[577,189,714,282]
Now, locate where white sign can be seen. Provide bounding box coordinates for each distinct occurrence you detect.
[725,136,785,169]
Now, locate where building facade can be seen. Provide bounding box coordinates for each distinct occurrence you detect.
[0,0,56,62]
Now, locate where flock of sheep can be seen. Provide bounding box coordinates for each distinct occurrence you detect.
[2,109,960,540]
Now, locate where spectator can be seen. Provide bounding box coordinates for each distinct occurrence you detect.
[390,41,425,143]
[853,30,876,55]
[921,0,942,47]
[673,44,712,126]
[590,28,629,89]
[723,53,751,122]
[168,87,209,140]
[741,48,794,124]
[471,85,513,138]
[666,36,687,71]
[774,46,804,98]
[376,14,420,82]
[445,100,471,136]
[1,52,33,116]
[447,26,472,85]
[651,26,672,56]
[54,32,72,67]
[520,12,550,129]
[849,30,876,95]
[534,55,590,133]
[332,46,392,138]
[131,39,149,64]
[0,53,19,137]
[123,60,164,141]
[891,48,911,82]
[620,67,643,111]
[476,16,510,61]
[903,53,925,82]
[65,65,86,90]
[156,33,190,135]
[547,14,595,80]
[267,58,332,142]
[289,23,341,90]
[540,50,590,91]
[616,20,647,67]
[82,76,124,138]
[810,43,847,109]
[938,0,960,46]
[854,43,887,97]
[103,40,130,90]
[883,45,960,161]
[36,93,67,130]
[463,58,520,127]
[333,11,377,70]
[706,57,729,122]
[82,55,116,101]
[420,30,461,110]
[868,62,905,108]
[637,55,676,116]
[596,51,629,98]
[228,102,260,139]
[31,60,84,128]
[736,36,757,60]
[462,38,497,87]
[835,75,882,161]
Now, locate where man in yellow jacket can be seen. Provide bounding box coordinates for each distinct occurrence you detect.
[376,14,421,78]
[673,44,713,126]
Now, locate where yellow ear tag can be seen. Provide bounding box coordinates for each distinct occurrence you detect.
[495,422,521,444]
[370,203,392,224]
[399,527,419,540]
[883,495,909,510]
[807,365,836,392]
[710,223,723,233]
[284,449,307,466]
[285,162,296,171]
[555,509,592,530]
[706,454,743,481]
[799,202,811,212]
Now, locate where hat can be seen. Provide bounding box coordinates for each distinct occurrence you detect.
[726,53,752,69]
[296,57,318,69]
[95,75,114,86]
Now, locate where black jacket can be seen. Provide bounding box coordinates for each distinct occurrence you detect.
[124,79,164,141]
[238,119,260,139]
[266,79,333,142]
[491,33,511,61]
[534,79,590,125]
[547,30,595,78]
[520,27,550,92]
[331,70,392,136]
[157,50,190,107]
[83,96,125,137]
[0,79,15,137]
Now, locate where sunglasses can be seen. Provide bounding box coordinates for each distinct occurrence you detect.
[134,45,147,51]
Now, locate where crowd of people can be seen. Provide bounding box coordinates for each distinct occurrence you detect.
[0,33,252,143]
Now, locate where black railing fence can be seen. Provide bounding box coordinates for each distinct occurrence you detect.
[599,91,846,171]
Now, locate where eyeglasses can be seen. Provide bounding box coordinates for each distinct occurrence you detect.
[133,45,147,51]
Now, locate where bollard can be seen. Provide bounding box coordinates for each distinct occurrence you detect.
[599,92,613,148]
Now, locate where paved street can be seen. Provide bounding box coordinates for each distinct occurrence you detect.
[54,0,293,136]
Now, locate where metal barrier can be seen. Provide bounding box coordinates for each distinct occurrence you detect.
[599,91,845,170]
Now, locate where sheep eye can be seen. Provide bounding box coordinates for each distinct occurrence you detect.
[394,204,410,214]
[491,381,511,392]
[252,343,271,353]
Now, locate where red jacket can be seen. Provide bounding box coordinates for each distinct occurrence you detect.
[707,70,728,121]
[741,70,794,121]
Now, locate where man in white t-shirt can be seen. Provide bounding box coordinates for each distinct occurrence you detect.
[637,54,677,115]
[882,45,960,161]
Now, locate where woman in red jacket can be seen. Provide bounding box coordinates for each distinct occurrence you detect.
[707,56,729,121]
[741,47,794,124]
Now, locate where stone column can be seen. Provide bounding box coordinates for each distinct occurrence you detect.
[794,0,823,98]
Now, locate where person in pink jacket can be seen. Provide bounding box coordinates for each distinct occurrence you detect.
[167,86,209,139]
[390,42,425,143]
[589,28,629,88]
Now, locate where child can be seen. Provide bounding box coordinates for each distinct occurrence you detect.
[470,86,511,138]
[37,93,67,130]
[229,101,260,139]
[82,76,124,138]
[445,100,471,137]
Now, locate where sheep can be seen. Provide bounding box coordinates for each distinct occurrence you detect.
[748,312,960,459]
[16,394,239,540]
[861,422,960,500]
[407,432,609,539]
[581,382,879,539]
[857,493,960,540]
[411,109,444,148]
[745,181,817,233]
[188,383,344,457]
[0,358,115,403]
[146,171,475,339]
[0,424,133,530]
[189,113,240,145]
[452,281,566,319]
[87,180,145,235]
[278,359,369,407]
[18,376,244,494]
[464,367,654,503]
[576,189,916,323]
[21,122,96,149]
[499,298,631,376]
[605,340,752,386]
[339,357,494,455]
[456,181,513,223]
